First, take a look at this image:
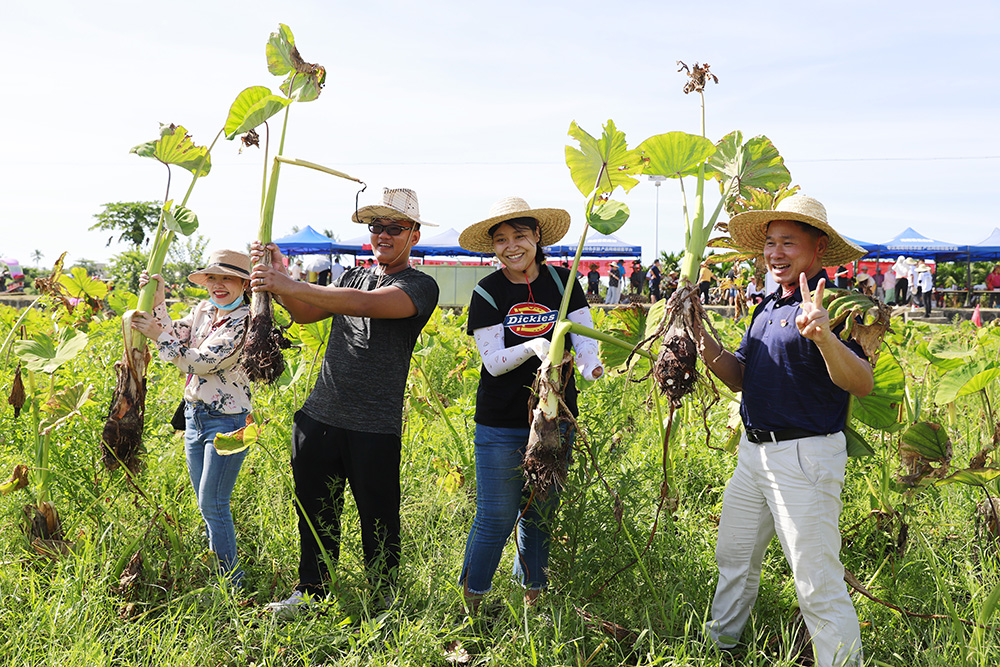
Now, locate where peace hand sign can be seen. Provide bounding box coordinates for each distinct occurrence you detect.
[795,272,832,343]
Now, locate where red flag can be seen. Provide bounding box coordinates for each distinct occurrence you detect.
[972,304,983,328]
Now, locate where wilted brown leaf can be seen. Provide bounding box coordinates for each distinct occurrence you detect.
[118,550,143,597]
[0,464,29,495]
[7,363,25,418]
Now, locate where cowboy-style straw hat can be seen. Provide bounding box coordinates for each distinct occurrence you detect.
[188,249,251,286]
[459,196,571,254]
[727,194,865,267]
[351,187,437,227]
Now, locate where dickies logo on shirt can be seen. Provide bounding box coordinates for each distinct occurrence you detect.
[504,302,557,337]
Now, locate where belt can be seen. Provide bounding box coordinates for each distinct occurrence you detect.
[745,427,822,444]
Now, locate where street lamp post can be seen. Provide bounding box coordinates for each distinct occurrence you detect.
[648,175,667,262]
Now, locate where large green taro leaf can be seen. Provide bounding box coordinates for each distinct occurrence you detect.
[162,203,199,236]
[40,383,93,435]
[636,131,716,179]
[599,303,651,374]
[130,124,212,176]
[915,341,965,371]
[854,344,904,431]
[934,359,1000,405]
[58,267,108,301]
[13,329,88,374]
[706,131,791,198]
[845,424,875,457]
[587,200,630,235]
[565,120,643,197]
[224,86,292,139]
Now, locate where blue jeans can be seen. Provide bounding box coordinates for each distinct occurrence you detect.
[184,402,248,587]
[459,424,567,594]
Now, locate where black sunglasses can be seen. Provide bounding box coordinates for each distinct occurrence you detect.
[368,221,413,236]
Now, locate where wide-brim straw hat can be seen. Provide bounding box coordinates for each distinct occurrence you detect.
[188,249,251,286]
[727,194,865,267]
[351,187,437,227]
[459,196,571,254]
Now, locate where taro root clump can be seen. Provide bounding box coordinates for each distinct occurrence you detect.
[101,321,150,473]
[240,291,290,384]
[653,326,698,408]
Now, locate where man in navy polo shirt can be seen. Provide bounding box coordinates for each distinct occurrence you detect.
[695,195,872,667]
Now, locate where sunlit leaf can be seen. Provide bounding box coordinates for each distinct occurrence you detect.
[224,86,292,139]
[290,319,331,356]
[267,24,326,102]
[13,329,88,374]
[107,289,138,317]
[599,304,650,373]
[915,341,964,371]
[214,416,258,456]
[162,205,199,236]
[854,344,905,430]
[40,383,93,435]
[636,131,716,179]
[706,131,791,198]
[587,200,629,235]
[935,360,1000,405]
[130,124,212,176]
[266,24,297,75]
[565,120,643,197]
[936,467,1000,487]
[927,336,976,360]
[58,267,109,301]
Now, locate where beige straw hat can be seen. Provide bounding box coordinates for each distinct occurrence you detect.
[188,249,251,286]
[727,194,864,267]
[351,187,437,227]
[459,196,571,254]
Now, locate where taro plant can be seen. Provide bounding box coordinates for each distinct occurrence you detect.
[2,328,91,548]
[101,124,211,472]
[223,24,364,383]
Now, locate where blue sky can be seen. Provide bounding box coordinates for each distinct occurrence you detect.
[2,0,998,267]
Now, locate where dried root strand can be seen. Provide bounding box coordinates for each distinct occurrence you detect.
[241,291,290,384]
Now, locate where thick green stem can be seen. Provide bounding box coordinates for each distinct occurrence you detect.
[27,370,43,504]
[541,163,610,419]
[564,321,655,361]
[258,104,293,245]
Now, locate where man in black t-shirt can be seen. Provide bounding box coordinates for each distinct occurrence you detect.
[252,188,439,617]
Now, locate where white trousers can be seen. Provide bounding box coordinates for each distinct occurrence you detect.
[707,432,862,667]
[605,285,621,304]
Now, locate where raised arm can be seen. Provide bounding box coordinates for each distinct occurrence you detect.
[249,242,417,323]
[795,273,874,397]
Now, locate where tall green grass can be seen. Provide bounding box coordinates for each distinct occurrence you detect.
[1,305,998,665]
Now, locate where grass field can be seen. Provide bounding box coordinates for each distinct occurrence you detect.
[2,303,999,666]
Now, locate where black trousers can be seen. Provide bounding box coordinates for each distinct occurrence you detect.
[291,410,401,596]
[895,277,909,305]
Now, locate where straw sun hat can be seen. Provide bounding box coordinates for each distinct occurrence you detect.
[188,249,251,286]
[727,194,865,267]
[351,187,438,227]
[459,196,571,254]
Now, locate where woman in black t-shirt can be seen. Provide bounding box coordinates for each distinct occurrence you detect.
[457,196,603,614]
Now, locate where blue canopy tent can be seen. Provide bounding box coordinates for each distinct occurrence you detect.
[273,226,334,256]
[544,231,642,258]
[330,233,370,256]
[414,228,491,258]
[860,227,961,261]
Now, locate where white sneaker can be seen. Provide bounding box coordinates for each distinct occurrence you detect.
[265,590,313,619]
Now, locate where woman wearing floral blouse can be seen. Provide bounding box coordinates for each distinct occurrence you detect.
[132,249,252,589]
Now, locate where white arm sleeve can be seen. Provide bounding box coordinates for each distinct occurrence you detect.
[473,324,550,377]
[567,306,604,381]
